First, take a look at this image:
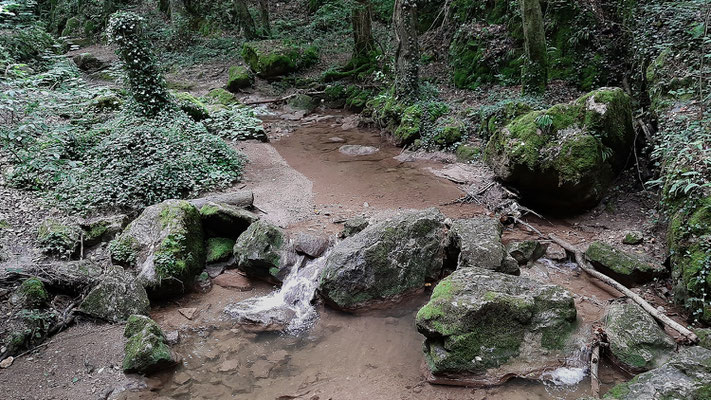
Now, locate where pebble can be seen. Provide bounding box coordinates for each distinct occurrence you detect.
[0,356,14,368]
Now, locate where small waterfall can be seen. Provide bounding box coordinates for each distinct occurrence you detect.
[224,252,329,335]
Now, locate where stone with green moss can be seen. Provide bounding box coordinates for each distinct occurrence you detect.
[1,309,58,356]
[604,301,675,372]
[226,65,253,92]
[340,216,369,238]
[415,267,577,384]
[10,278,49,309]
[485,87,635,211]
[80,214,126,247]
[175,92,209,121]
[122,315,176,375]
[79,266,150,323]
[585,241,666,285]
[199,201,258,238]
[695,328,711,350]
[204,88,239,106]
[507,240,547,266]
[241,40,319,79]
[449,216,520,275]
[622,231,644,245]
[206,237,235,264]
[37,219,81,256]
[110,200,205,298]
[319,209,447,311]
[90,93,123,110]
[603,346,711,399]
[287,94,317,112]
[455,144,480,162]
[233,220,287,282]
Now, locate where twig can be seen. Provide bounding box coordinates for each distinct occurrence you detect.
[513,217,543,236]
[549,234,698,344]
[590,342,600,398]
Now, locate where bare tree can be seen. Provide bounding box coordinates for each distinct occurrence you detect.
[520,0,547,94]
[393,0,419,100]
[352,0,375,58]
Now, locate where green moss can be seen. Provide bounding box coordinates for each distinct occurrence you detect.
[122,330,173,374]
[604,380,632,399]
[175,92,209,121]
[241,40,319,79]
[205,88,238,106]
[15,278,49,308]
[206,237,235,263]
[586,241,663,279]
[124,315,163,338]
[226,65,253,92]
[455,144,480,161]
[109,236,139,267]
[37,219,80,256]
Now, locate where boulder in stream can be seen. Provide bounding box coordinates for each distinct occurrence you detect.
[79,266,150,323]
[109,200,205,298]
[585,241,666,285]
[603,346,711,399]
[233,220,294,283]
[416,267,579,386]
[122,315,177,375]
[319,208,447,311]
[448,216,520,275]
[604,301,675,372]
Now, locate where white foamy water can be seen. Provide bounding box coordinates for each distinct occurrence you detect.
[542,366,587,386]
[224,252,329,335]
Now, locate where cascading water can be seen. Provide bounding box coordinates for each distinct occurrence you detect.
[224,251,330,335]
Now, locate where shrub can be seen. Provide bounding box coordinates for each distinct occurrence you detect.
[202,105,267,142]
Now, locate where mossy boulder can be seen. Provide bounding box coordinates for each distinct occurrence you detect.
[507,240,548,266]
[175,92,209,121]
[416,267,578,385]
[448,217,520,275]
[585,241,666,286]
[603,346,711,399]
[10,278,49,309]
[340,216,369,238]
[1,309,58,356]
[233,220,288,282]
[206,237,235,264]
[109,200,205,298]
[204,88,239,106]
[485,88,635,211]
[622,231,644,245]
[37,219,81,256]
[90,93,123,110]
[122,315,176,375]
[71,52,107,72]
[455,144,480,162]
[241,40,319,79]
[319,208,447,311]
[226,65,253,92]
[198,201,258,238]
[604,301,675,372]
[79,214,127,247]
[79,266,150,323]
[286,94,317,112]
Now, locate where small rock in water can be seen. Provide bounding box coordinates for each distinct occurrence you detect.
[339,145,379,156]
[0,356,14,368]
[178,308,197,320]
[213,271,253,291]
[327,136,346,143]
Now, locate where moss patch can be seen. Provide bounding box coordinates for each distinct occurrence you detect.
[206,237,235,263]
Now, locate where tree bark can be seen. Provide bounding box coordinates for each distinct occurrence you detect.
[549,234,699,344]
[234,0,257,40]
[520,0,547,94]
[258,0,271,36]
[393,0,419,101]
[352,0,375,59]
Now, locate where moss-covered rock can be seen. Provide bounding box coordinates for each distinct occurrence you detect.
[198,201,258,239]
[585,241,666,285]
[603,346,711,399]
[485,87,635,211]
[286,94,317,112]
[10,278,49,309]
[241,40,319,79]
[206,237,235,264]
[416,267,578,385]
[79,266,150,323]
[226,65,253,92]
[122,315,176,375]
[175,92,209,121]
[79,214,127,247]
[71,52,108,72]
[233,220,287,282]
[1,309,58,356]
[37,219,81,257]
[110,200,205,298]
[90,93,123,111]
[455,144,480,162]
[507,240,547,266]
[204,88,239,106]
[604,301,675,372]
[449,217,520,275]
[622,231,644,245]
[319,209,447,311]
[340,216,369,238]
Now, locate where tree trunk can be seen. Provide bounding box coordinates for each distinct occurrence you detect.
[520,0,547,94]
[169,0,187,20]
[258,0,271,36]
[352,0,374,59]
[393,0,419,101]
[234,0,257,40]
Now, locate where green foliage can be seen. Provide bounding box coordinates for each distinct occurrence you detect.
[0,22,58,67]
[36,219,80,256]
[107,11,171,116]
[202,105,267,142]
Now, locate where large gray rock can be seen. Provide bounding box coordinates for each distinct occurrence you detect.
[109,200,205,298]
[416,267,578,386]
[197,201,258,238]
[508,240,548,266]
[319,208,447,311]
[485,88,635,210]
[604,346,711,399]
[585,241,666,285]
[79,267,150,323]
[449,217,520,275]
[233,220,296,283]
[605,301,675,372]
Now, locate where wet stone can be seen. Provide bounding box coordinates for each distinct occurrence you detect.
[213,270,253,291]
[338,145,379,156]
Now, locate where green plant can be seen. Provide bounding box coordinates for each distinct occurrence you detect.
[202,105,267,142]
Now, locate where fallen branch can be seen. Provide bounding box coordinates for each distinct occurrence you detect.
[549,234,698,344]
[590,341,600,398]
[244,91,325,105]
